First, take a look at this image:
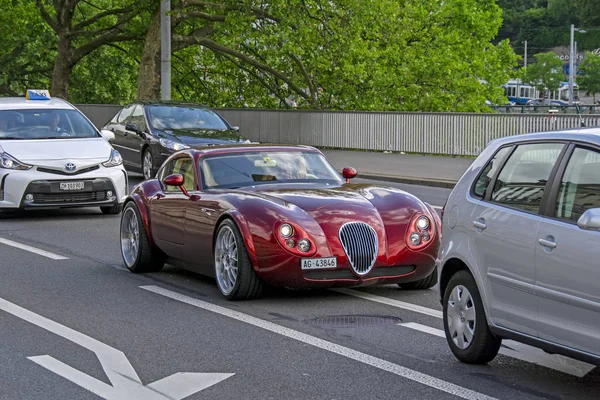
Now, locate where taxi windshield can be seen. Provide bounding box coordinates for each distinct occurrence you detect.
[200,151,344,189]
[0,109,99,140]
[147,105,229,131]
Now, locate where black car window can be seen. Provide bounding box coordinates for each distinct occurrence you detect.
[117,104,135,124]
[129,105,147,132]
[146,105,229,130]
[554,147,600,223]
[472,146,512,199]
[490,142,565,214]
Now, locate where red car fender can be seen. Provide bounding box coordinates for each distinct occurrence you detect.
[125,194,157,247]
[219,209,259,270]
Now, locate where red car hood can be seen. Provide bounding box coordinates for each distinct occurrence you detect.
[252,186,375,212]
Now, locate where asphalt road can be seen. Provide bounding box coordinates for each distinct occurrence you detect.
[0,176,598,400]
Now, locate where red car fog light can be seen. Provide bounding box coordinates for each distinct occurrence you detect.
[275,222,316,257]
[406,213,436,251]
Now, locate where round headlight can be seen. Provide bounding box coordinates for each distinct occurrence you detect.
[416,216,430,230]
[280,223,294,238]
[286,239,296,248]
[421,232,430,242]
[298,239,311,252]
[409,232,421,246]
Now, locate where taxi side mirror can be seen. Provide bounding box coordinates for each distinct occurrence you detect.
[100,130,115,142]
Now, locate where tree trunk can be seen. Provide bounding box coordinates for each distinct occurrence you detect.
[137,7,162,100]
[51,35,73,99]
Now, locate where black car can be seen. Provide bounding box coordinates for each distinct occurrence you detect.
[102,101,249,180]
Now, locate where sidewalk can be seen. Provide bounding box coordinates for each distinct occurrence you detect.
[321,150,474,188]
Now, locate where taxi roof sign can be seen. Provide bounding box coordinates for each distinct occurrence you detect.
[26,89,51,100]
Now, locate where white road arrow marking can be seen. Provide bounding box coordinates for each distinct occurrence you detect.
[0,297,234,399]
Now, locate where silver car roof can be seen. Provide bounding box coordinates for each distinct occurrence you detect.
[489,126,600,148]
[0,97,75,111]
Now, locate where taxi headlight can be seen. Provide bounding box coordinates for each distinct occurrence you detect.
[0,150,32,170]
[102,149,123,167]
[159,138,190,151]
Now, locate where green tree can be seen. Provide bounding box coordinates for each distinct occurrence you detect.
[34,0,148,99]
[578,52,600,103]
[136,0,517,112]
[522,52,564,98]
[0,0,55,96]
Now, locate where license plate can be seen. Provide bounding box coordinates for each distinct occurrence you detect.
[59,181,85,191]
[301,257,337,270]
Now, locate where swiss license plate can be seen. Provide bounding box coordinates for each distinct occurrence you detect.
[59,181,84,191]
[301,257,337,270]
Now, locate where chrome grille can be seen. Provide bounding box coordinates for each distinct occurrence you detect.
[37,165,100,176]
[338,222,378,275]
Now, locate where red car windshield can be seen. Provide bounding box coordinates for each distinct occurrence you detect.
[200,151,344,188]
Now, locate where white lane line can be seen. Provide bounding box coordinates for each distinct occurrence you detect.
[331,288,443,318]
[140,284,496,400]
[0,237,68,260]
[335,289,596,377]
[432,205,443,210]
[399,323,596,378]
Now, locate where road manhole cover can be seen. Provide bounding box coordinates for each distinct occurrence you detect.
[303,315,402,328]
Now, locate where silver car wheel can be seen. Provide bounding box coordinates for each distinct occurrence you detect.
[143,151,153,180]
[446,284,476,350]
[215,226,238,295]
[120,207,139,268]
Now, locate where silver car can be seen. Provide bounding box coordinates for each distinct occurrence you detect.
[437,127,600,366]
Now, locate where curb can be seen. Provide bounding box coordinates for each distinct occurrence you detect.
[354,172,457,189]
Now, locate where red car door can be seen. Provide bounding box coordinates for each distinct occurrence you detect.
[149,156,194,259]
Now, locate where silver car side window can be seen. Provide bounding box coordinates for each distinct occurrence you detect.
[554,147,600,222]
[472,146,513,199]
[490,143,565,214]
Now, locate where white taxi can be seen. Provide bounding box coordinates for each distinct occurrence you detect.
[0,90,127,214]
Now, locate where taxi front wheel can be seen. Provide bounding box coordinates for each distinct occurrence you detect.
[442,270,501,364]
[101,204,123,215]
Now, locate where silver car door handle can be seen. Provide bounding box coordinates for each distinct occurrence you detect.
[473,221,487,229]
[539,238,556,248]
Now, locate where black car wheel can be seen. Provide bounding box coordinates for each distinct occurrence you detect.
[142,148,156,180]
[398,266,438,290]
[442,270,501,364]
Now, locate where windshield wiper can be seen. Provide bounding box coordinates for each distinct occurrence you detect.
[0,137,27,140]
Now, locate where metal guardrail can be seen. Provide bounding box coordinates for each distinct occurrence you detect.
[76,104,600,157]
[490,105,600,114]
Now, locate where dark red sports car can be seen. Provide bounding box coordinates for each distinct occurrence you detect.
[119,144,441,300]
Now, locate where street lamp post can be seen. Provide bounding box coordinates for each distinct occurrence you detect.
[569,24,575,105]
[569,24,587,105]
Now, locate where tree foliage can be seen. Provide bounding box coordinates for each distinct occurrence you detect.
[577,52,600,103]
[522,52,564,97]
[1,0,518,112]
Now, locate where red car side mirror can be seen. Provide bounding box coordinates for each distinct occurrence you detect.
[163,173,189,196]
[342,167,357,183]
